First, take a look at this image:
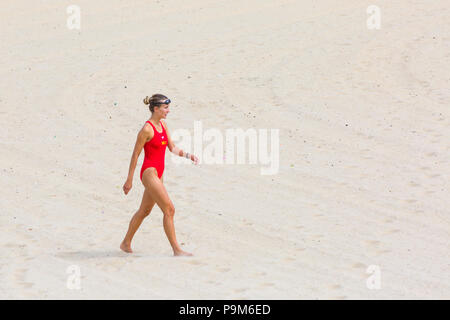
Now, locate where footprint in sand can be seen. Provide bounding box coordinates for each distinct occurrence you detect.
[352,262,366,269]
[217,267,231,273]
[14,267,34,289]
[314,213,324,217]
[187,260,206,266]
[14,268,27,280]
[18,282,34,289]
[366,240,381,247]
[330,284,342,290]
[376,249,391,255]
[284,257,295,262]
[261,282,275,287]
[4,242,23,248]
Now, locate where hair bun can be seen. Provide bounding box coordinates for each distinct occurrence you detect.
[143,96,150,105]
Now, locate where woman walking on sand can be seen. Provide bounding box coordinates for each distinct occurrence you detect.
[121,94,198,256]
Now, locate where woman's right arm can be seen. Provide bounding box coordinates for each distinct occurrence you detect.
[123,125,153,194]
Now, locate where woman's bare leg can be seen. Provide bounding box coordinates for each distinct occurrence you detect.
[120,188,156,253]
[142,168,192,256]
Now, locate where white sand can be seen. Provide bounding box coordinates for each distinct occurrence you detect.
[1,0,449,299]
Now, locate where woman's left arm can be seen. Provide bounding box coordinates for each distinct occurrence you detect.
[162,120,198,165]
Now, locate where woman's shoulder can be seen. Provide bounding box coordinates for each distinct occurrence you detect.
[142,121,154,135]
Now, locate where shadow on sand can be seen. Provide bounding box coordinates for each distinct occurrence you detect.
[55,250,140,260]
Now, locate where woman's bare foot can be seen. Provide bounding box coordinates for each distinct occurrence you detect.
[173,249,193,257]
[120,241,133,253]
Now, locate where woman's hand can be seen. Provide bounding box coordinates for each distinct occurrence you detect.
[123,178,132,195]
[190,154,199,165]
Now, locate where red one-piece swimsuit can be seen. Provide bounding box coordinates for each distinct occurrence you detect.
[140,120,168,180]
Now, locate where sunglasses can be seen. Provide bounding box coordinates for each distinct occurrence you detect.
[154,98,171,105]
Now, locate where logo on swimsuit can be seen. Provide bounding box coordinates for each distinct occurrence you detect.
[162,141,167,145]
